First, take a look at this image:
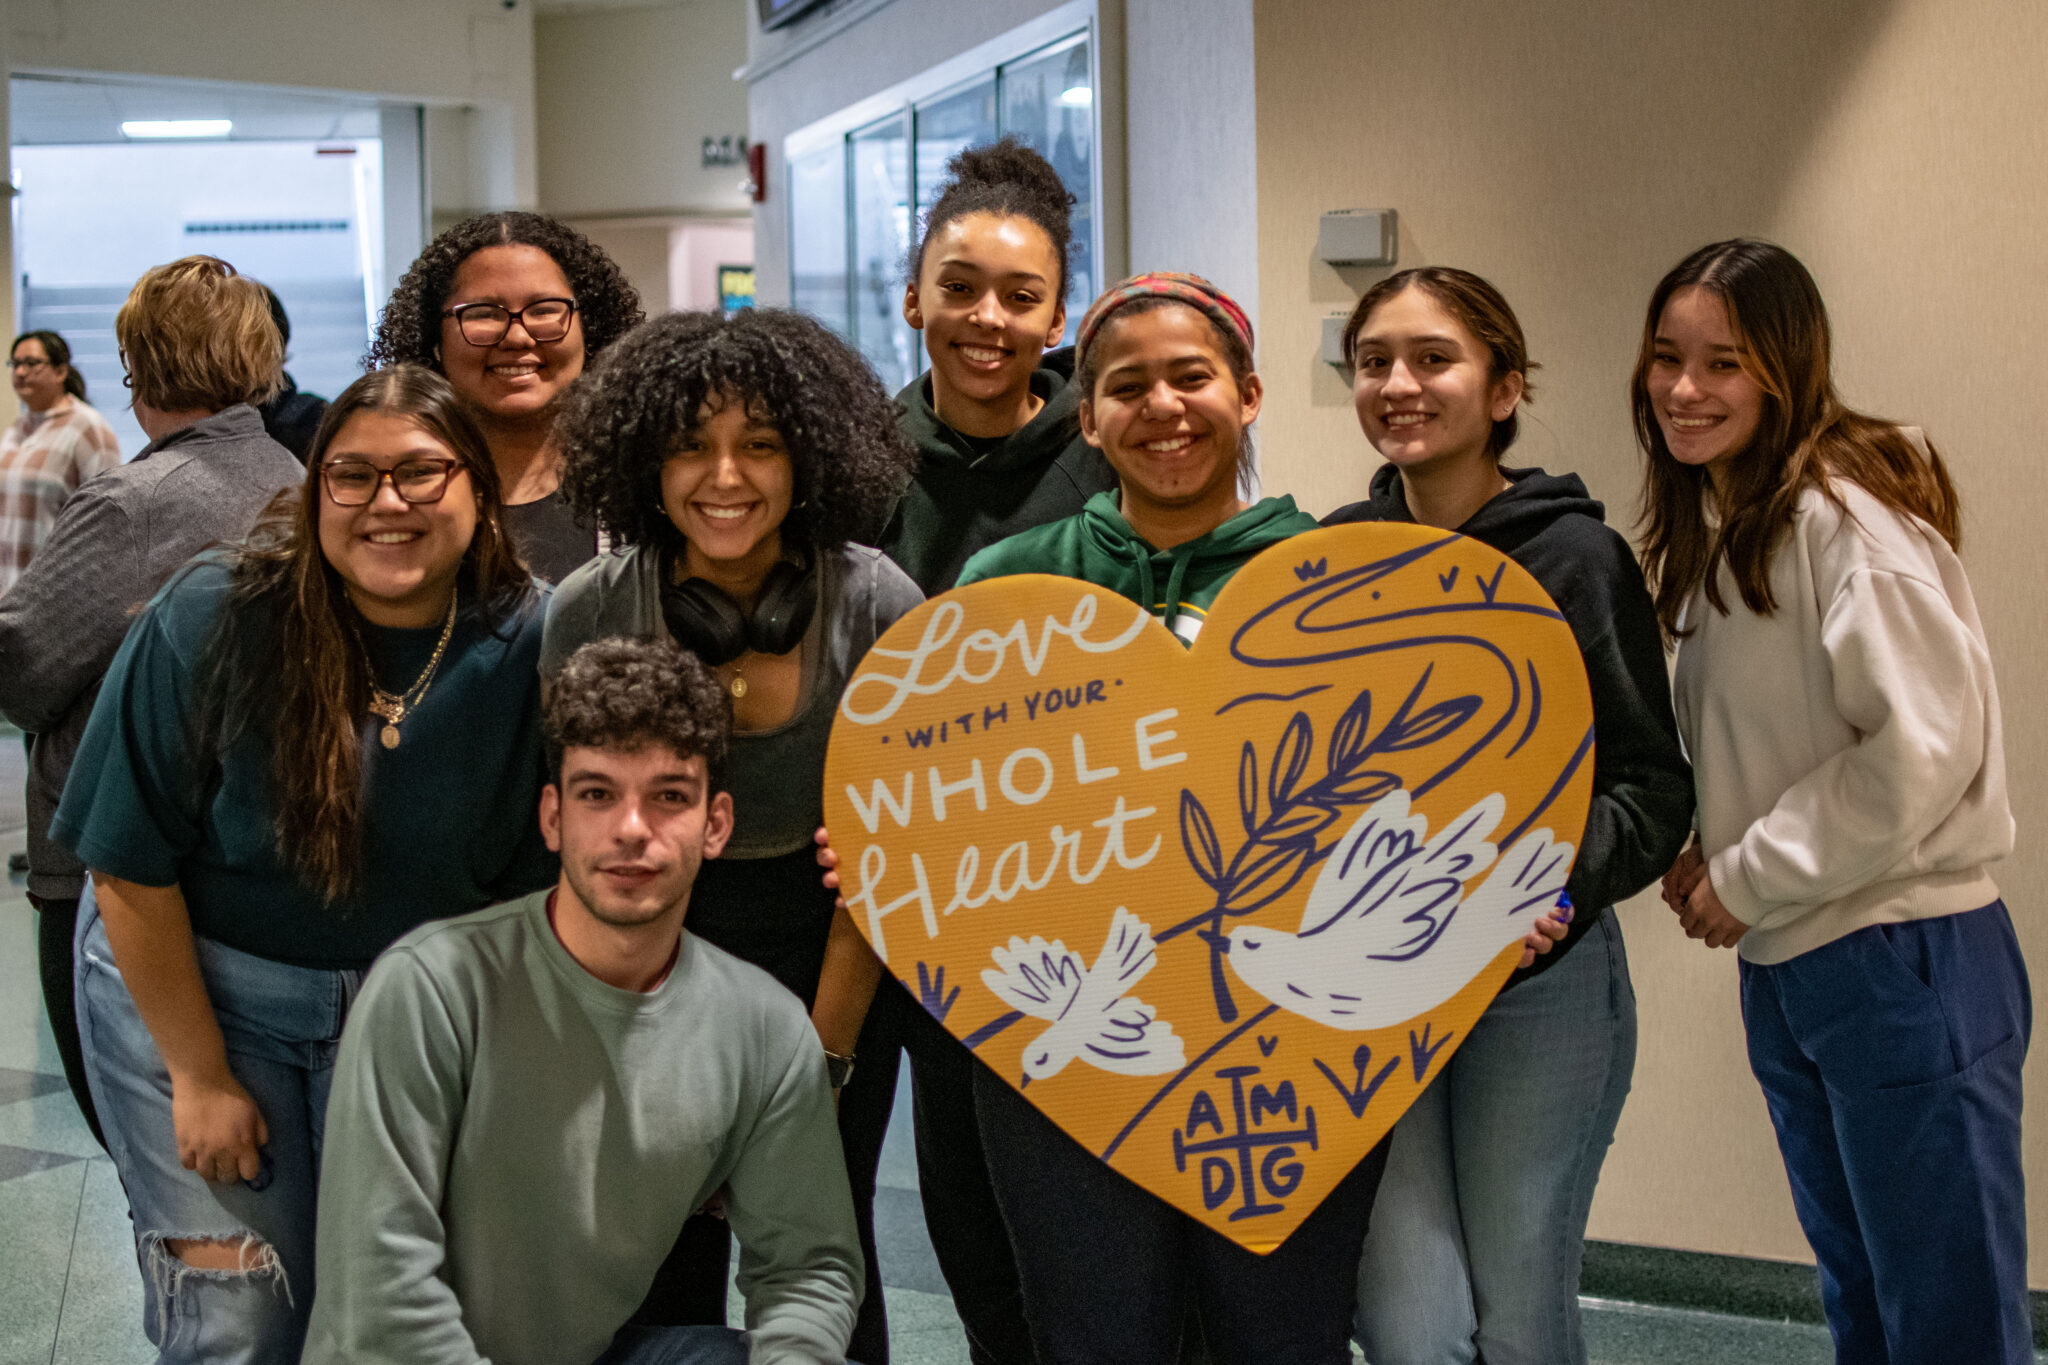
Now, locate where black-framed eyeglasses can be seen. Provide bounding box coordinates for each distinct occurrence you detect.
[441,298,578,347]
[321,458,465,507]
[8,358,51,373]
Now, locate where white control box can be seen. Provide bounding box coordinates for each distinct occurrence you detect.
[1317,208,1398,267]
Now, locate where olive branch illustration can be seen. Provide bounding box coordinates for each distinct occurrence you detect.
[1156,667,1481,1023]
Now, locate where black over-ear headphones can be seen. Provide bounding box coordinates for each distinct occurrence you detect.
[659,556,817,666]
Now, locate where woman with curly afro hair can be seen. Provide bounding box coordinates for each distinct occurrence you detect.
[541,306,920,1360]
[369,211,643,583]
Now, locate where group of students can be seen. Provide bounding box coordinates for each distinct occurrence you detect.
[0,134,2021,1365]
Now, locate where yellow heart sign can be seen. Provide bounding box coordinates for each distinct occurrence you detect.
[825,523,1593,1252]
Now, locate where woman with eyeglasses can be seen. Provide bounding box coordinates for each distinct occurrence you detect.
[369,212,645,585]
[1,330,121,595]
[53,365,556,1363]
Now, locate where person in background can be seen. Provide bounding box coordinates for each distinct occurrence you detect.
[0,329,121,595]
[254,284,330,460]
[304,637,862,1365]
[368,211,644,585]
[546,307,919,1361]
[56,364,554,1363]
[868,139,1113,1363]
[0,259,302,1155]
[1645,240,2024,1365]
[1328,267,1693,1365]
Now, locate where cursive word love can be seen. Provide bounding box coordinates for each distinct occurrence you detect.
[840,592,1150,727]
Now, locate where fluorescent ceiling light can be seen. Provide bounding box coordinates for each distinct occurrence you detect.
[121,119,232,139]
[1059,85,1092,108]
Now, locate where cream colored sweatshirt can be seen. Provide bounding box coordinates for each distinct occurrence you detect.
[1673,478,2012,965]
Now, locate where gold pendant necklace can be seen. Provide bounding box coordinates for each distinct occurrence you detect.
[728,658,748,699]
[360,594,459,750]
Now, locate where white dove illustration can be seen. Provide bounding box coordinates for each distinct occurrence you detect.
[1226,789,1574,1030]
[982,906,1188,1081]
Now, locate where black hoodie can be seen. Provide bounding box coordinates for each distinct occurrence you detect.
[877,346,1117,596]
[1324,464,1694,981]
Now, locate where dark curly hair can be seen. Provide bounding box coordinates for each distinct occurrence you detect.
[546,636,731,790]
[909,137,1073,296]
[559,308,917,554]
[366,211,643,371]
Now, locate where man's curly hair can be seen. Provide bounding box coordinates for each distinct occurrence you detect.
[366,211,644,371]
[558,308,917,555]
[546,637,732,789]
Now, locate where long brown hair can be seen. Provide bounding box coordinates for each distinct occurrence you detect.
[1633,239,1960,639]
[192,365,534,904]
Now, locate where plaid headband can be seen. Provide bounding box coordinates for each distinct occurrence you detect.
[1074,272,1255,369]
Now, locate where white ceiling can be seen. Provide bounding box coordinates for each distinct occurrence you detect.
[11,75,383,147]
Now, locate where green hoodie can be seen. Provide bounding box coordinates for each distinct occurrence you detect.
[957,490,1319,645]
[877,346,1117,597]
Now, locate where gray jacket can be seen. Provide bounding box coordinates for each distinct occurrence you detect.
[0,404,303,898]
[541,542,924,858]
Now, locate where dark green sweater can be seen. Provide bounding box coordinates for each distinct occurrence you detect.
[877,347,1116,596]
[958,491,1320,646]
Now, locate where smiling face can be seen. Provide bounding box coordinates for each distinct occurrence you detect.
[10,338,67,413]
[1646,286,1768,482]
[543,743,733,931]
[904,211,1066,437]
[659,390,795,590]
[436,244,585,426]
[1350,286,1522,479]
[1080,305,1260,541]
[316,410,478,628]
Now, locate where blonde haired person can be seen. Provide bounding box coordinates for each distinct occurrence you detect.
[0,255,302,1169]
[0,330,120,595]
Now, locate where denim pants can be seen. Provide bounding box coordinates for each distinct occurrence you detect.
[1740,902,2031,1365]
[74,887,365,1365]
[594,1325,749,1364]
[975,1065,1389,1364]
[1354,909,1638,1365]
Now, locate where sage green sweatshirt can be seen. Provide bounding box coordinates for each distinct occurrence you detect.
[304,892,862,1365]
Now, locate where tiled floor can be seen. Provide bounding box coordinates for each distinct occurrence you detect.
[0,733,1970,1364]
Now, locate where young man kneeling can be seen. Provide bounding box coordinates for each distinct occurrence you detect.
[305,638,862,1365]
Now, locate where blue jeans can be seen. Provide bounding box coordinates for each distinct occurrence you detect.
[74,887,365,1365]
[1354,909,1637,1365]
[593,1325,749,1364]
[1741,902,2031,1365]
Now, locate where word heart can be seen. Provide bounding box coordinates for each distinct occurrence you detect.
[824,524,1594,1253]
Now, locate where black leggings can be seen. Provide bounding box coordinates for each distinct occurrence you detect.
[33,893,107,1149]
[974,1066,1387,1365]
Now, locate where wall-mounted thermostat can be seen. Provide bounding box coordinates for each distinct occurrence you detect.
[1317,208,1397,267]
[1321,314,1353,368]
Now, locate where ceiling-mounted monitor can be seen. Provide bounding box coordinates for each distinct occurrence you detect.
[759,0,831,31]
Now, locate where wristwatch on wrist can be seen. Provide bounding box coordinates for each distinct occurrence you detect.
[824,1049,855,1090]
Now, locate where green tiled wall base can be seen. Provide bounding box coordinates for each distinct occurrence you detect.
[1581,1241,2048,1348]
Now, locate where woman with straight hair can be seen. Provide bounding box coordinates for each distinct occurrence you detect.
[871,133,1115,1363]
[1642,239,2023,1365]
[546,307,921,1361]
[0,329,121,593]
[54,365,555,1362]
[369,211,644,584]
[1328,267,1693,1365]
[0,259,303,1159]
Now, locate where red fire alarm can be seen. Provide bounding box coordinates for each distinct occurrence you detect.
[747,143,767,204]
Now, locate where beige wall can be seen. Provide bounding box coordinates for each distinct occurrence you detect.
[535,0,753,219]
[1256,0,2048,1275]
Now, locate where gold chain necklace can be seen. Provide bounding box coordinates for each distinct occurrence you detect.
[357,594,459,750]
[727,656,749,699]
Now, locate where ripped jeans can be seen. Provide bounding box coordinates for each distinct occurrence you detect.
[75,887,365,1364]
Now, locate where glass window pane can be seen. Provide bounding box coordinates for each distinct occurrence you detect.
[999,37,1094,322]
[788,142,849,336]
[914,78,997,220]
[850,113,915,392]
